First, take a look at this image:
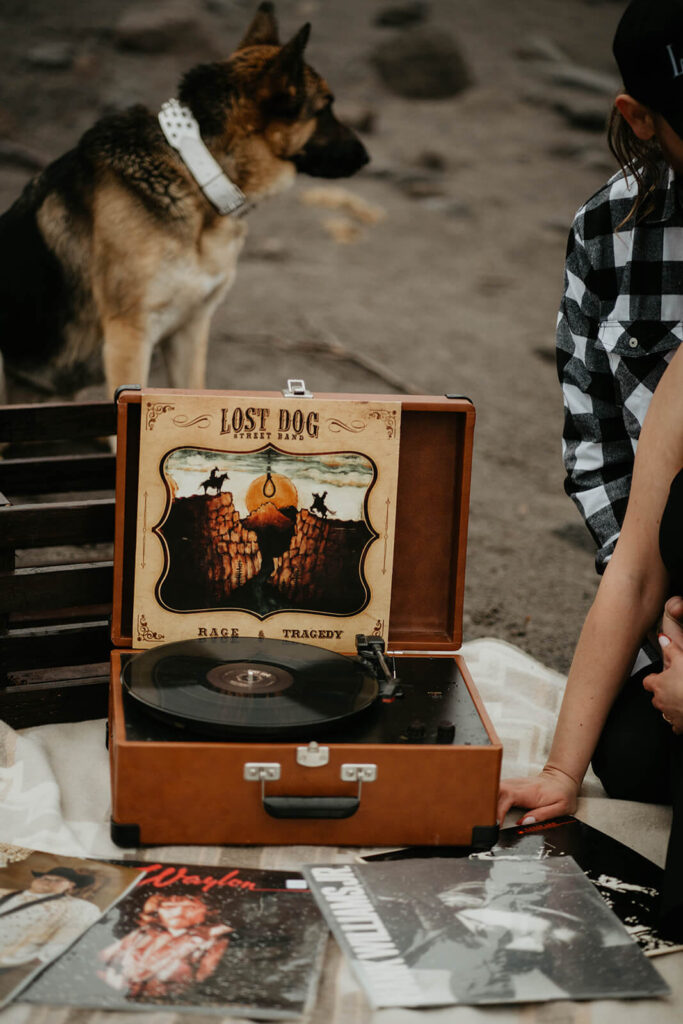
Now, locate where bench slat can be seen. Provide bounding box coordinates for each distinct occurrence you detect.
[0,453,116,496]
[0,676,109,728]
[0,401,115,443]
[0,562,113,612]
[0,498,115,548]
[0,621,111,673]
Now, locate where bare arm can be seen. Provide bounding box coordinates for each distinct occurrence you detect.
[499,347,683,822]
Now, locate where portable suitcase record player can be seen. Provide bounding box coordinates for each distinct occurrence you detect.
[108,383,502,847]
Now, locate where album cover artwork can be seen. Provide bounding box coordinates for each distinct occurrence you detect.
[304,858,669,1008]
[0,844,139,1009]
[360,815,680,957]
[24,861,327,1018]
[132,392,401,650]
[472,816,682,957]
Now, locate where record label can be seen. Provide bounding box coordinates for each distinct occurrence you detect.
[206,662,294,695]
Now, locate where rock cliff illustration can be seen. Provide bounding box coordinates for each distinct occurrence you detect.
[154,450,377,618]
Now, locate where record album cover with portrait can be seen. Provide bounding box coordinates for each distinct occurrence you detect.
[25,860,327,1018]
[473,816,683,957]
[131,392,401,650]
[0,844,138,1009]
[361,815,681,957]
[304,858,669,1008]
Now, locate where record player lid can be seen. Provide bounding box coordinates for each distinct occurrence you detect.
[112,390,474,653]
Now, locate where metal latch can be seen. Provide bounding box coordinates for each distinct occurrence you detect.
[296,742,329,767]
[283,378,313,398]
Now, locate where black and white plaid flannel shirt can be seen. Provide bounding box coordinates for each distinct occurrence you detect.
[557,162,683,676]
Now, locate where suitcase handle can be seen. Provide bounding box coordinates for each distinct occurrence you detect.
[263,795,360,819]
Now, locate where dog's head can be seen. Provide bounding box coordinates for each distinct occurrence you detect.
[178,2,369,197]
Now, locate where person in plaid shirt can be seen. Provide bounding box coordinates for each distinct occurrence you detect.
[557,128,683,681]
[499,0,683,940]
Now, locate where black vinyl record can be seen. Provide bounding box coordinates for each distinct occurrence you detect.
[121,636,379,738]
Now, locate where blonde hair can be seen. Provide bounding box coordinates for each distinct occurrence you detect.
[607,104,664,225]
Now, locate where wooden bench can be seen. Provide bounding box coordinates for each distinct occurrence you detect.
[0,401,116,728]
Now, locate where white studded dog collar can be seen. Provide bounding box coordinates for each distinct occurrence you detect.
[158,98,246,216]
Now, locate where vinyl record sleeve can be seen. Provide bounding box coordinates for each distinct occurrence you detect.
[473,816,683,957]
[0,845,139,1010]
[360,815,681,957]
[24,861,327,1018]
[304,858,670,1008]
[131,392,401,651]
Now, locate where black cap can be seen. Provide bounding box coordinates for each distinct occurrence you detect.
[614,0,683,137]
[32,867,95,889]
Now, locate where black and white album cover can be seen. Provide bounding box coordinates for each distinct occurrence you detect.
[304,858,669,1008]
[473,816,682,957]
[24,861,327,1018]
[361,815,680,957]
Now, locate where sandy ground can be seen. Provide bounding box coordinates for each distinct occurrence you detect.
[0,0,631,672]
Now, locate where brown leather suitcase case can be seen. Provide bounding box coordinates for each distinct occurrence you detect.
[108,386,501,847]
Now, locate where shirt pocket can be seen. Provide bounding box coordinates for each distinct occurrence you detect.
[597,319,683,358]
[598,320,681,439]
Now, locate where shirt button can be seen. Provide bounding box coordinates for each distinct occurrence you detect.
[628,337,638,349]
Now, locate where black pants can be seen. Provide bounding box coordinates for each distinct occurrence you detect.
[592,662,683,940]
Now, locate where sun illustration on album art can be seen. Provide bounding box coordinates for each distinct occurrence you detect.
[153,445,379,618]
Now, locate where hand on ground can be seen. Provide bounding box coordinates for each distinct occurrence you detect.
[643,634,683,734]
[497,765,580,825]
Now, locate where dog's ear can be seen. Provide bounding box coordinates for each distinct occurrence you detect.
[238,2,280,49]
[264,23,311,103]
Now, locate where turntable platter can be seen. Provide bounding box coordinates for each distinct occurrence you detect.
[121,636,379,738]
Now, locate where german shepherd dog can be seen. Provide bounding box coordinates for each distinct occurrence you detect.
[0,3,368,402]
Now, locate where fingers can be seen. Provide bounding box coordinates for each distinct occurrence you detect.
[517,799,572,825]
[497,778,569,825]
[663,635,683,665]
[665,595,683,622]
[497,797,512,823]
[643,671,664,709]
[496,789,519,824]
[497,779,534,823]
[645,634,678,691]
[658,632,672,668]
[642,643,683,724]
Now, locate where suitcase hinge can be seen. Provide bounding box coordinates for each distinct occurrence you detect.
[243,762,281,782]
[341,763,377,804]
[340,763,377,783]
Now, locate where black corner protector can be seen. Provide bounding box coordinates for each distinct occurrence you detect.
[114,383,142,404]
[110,819,142,847]
[471,823,499,850]
[444,393,472,403]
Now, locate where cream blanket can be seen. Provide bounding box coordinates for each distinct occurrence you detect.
[0,638,680,1022]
